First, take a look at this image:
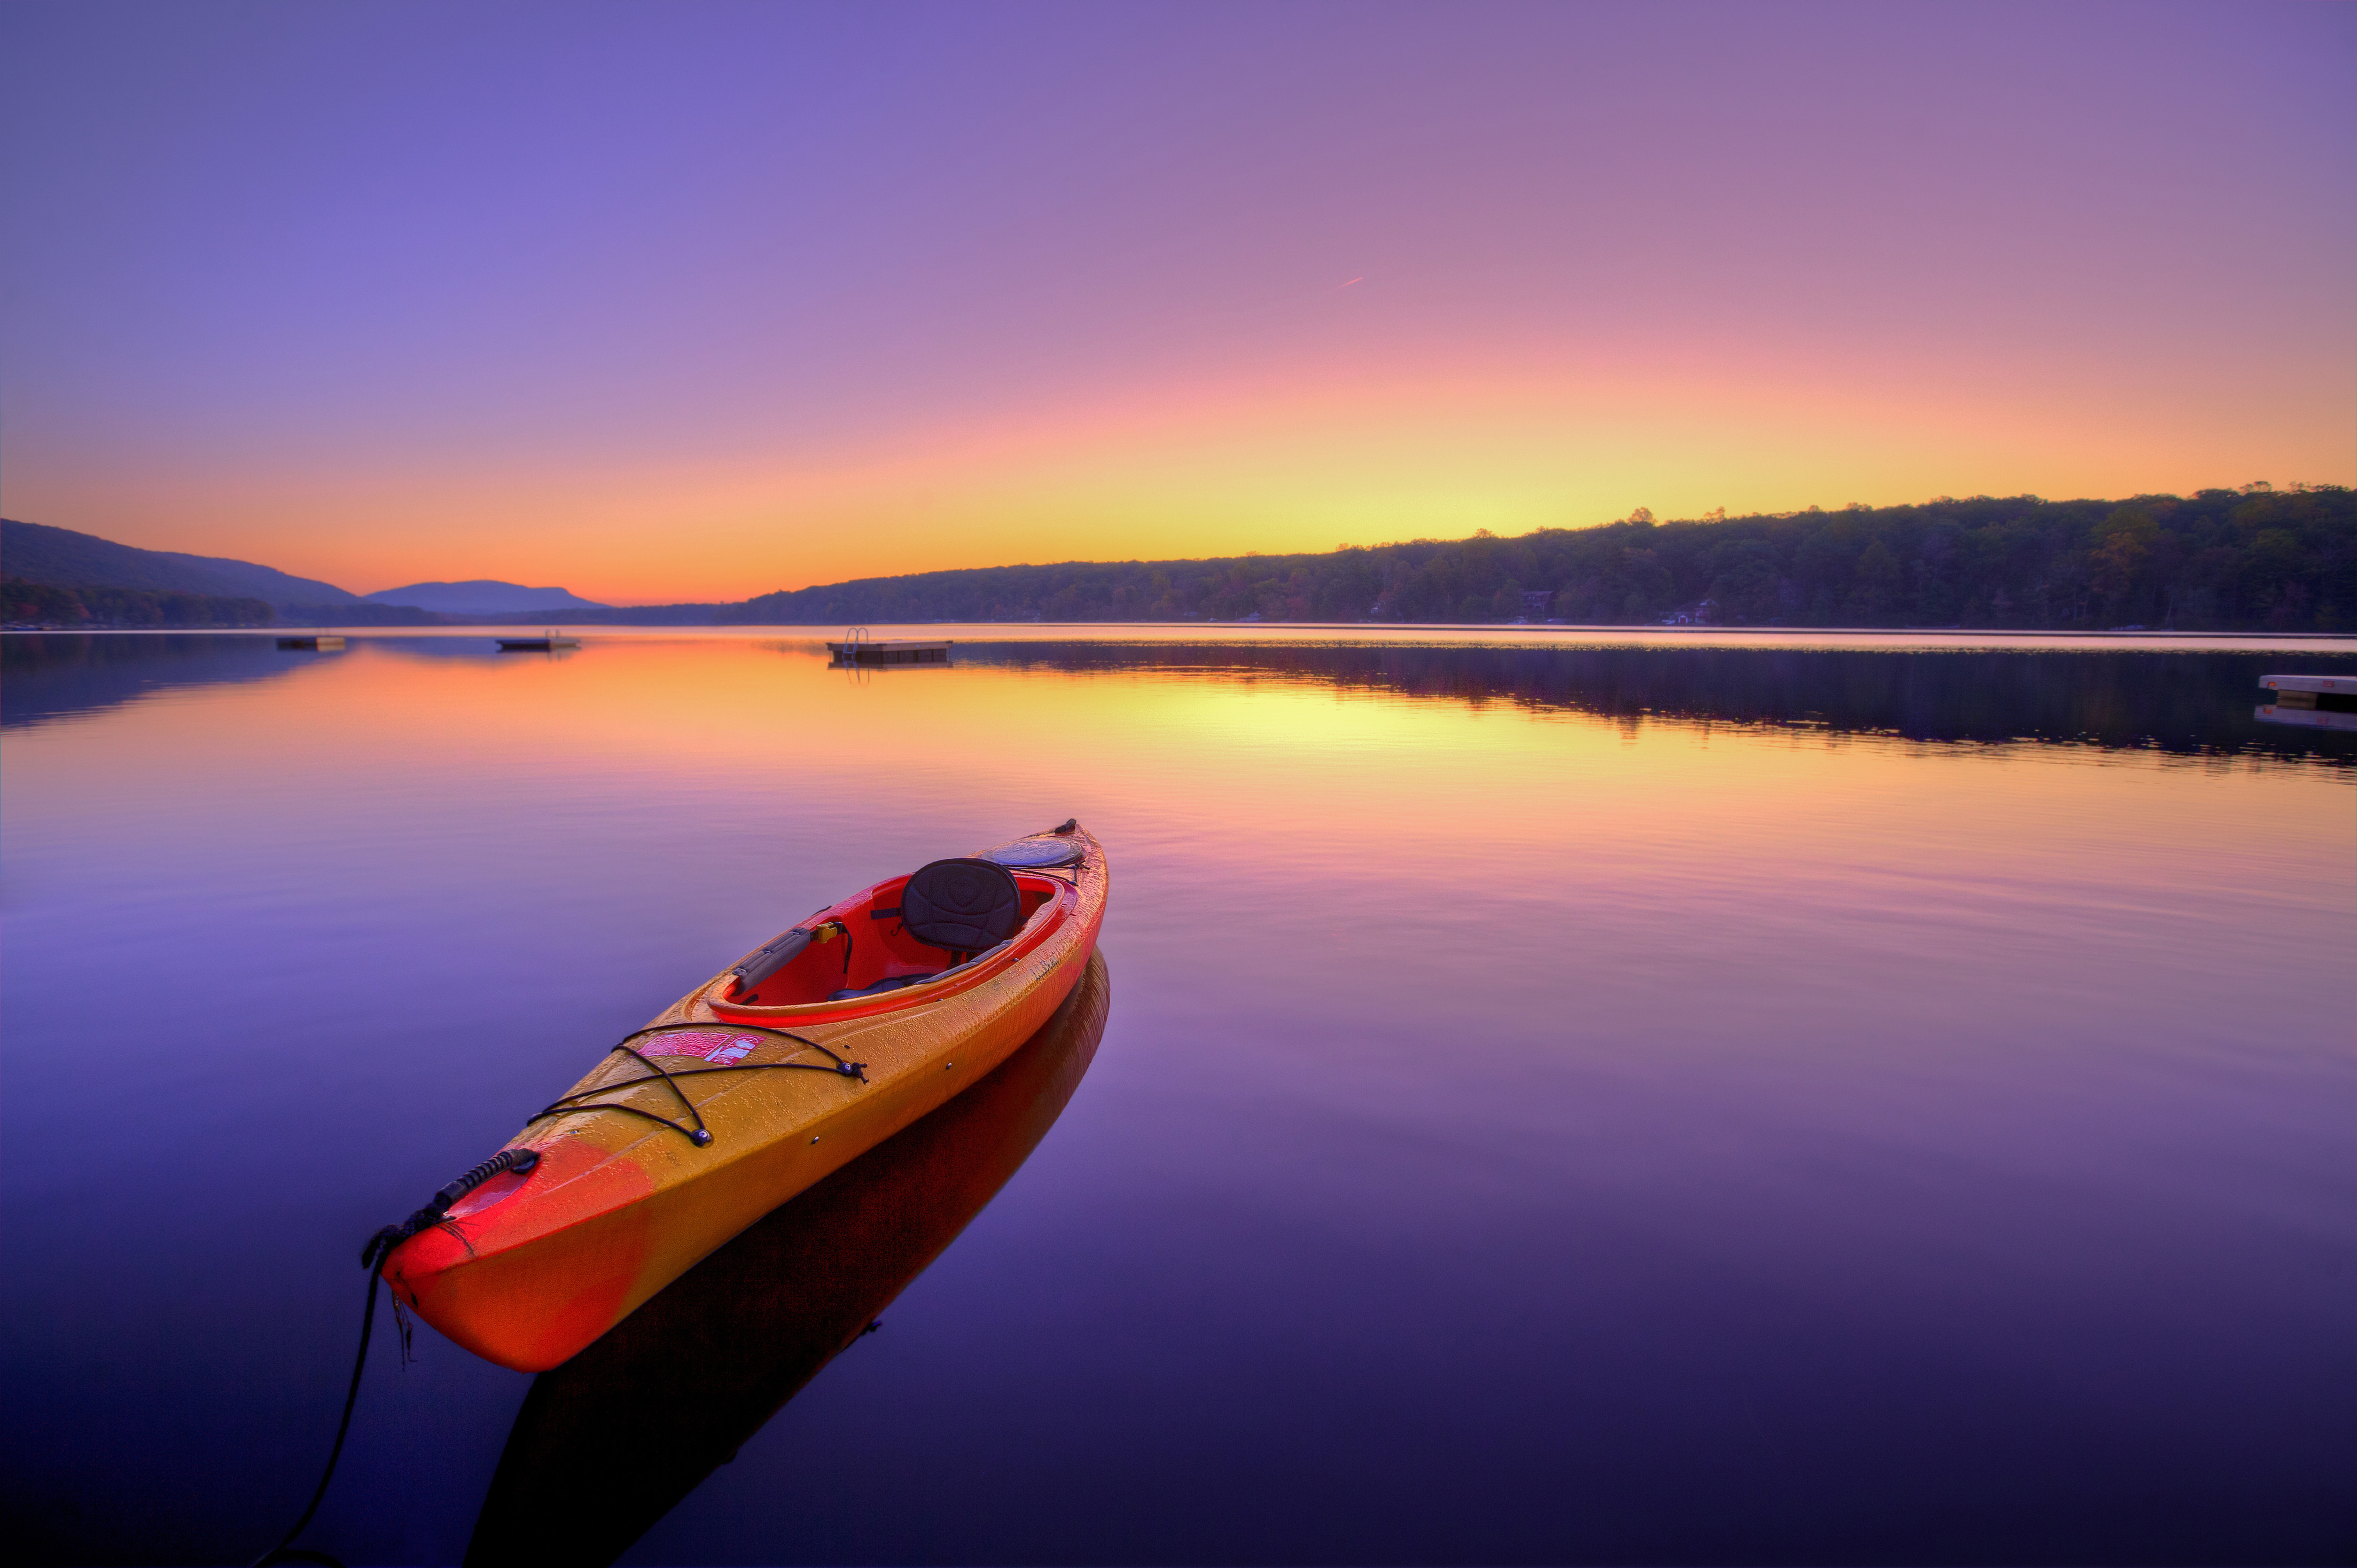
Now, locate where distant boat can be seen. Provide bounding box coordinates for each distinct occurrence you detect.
[828,624,950,665]
[495,630,580,652]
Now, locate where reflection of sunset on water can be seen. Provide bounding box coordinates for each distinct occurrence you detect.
[4,631,2351,1563]
[14,636,2350,1081]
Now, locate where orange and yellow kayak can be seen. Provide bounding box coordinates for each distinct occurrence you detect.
[465,948,1112,1564]
[381,822,1108,1371]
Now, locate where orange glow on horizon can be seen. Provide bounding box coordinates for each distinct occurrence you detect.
[9,343,2349,606]
[5,5,2348,606]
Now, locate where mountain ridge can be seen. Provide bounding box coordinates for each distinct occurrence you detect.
[363,579,608,614]
[1,518,359,608]
[0,520,605,620]
[599,485,2357,632]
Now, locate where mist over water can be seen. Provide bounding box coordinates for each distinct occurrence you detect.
[3,630,2351,1565]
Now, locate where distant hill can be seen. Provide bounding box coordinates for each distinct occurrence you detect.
[0,520,600,622]
[476,601,730,626]
[364,579,608,614]
[397,483,2356,633]
[1,519,359,608]
[712,485,2354,633]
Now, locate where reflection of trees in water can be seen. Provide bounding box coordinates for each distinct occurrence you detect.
[13,631,2350,765]
[967,643,2357,764]
[1,632,295,730]
[1,631,551,729]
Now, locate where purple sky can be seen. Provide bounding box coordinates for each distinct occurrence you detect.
[3,1,2350,601]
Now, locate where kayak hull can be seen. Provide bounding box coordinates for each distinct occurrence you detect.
[464,948,1112,1566]
[384,826,1107,1371]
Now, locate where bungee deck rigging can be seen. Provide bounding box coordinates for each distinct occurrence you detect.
[523,1024,870,1147]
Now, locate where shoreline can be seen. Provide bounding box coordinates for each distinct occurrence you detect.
[9,622,2356,650]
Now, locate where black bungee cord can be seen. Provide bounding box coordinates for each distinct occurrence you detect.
[523,1023,868,1146]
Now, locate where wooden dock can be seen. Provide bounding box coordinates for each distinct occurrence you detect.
[2257,673,2357,732]
[496,634,581,652]
[276,636,346,650]
[828,638,951,666]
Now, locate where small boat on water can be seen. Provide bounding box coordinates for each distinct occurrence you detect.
[381,821,1109,1371]
[466,948,1112,1564]
[828,638,950,665]
[827,625,951,665]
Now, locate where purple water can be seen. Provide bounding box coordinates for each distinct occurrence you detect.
[3,630,2352,1564]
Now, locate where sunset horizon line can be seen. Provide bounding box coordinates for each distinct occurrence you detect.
[11,475,2345,609]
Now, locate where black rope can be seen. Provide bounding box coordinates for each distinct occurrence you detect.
[253,1148,541,1568]
[248,1267,379,1568]
[522,1023,867,1147]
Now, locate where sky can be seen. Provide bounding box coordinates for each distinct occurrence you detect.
[2,1,2351,605]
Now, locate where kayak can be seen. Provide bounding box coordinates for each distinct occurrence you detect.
[380,821,1109,1372]
[466,947,1111,1565]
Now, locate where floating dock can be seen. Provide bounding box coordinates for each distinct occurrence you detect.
[496,635,581,652]
[276,636,346,651]
[828,638,951,666]
[2256,673,2357,732]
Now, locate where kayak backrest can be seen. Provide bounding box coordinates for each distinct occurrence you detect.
[900,858,1023,955]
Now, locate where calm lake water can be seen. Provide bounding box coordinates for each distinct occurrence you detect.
[3,628,2353,1565]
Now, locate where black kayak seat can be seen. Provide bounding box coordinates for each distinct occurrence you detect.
[899,858,1022,954]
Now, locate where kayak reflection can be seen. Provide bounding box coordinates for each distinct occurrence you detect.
[465,949,1111,1566]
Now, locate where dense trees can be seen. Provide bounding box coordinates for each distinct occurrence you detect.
[729,485,2353,631]
[16,485,2340,632]
[2,577,274,627]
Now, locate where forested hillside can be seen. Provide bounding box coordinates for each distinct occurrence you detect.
[732,485,2352,631]
[1,518,356,608]
[3,577,274,627]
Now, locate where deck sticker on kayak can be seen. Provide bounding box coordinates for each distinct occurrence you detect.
[648,1031,760,1065]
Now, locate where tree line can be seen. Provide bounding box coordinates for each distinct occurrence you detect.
[2,577,275,628]
[723,484,2352,631]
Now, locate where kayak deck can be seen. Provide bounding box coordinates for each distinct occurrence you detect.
[382,824,1107,1370]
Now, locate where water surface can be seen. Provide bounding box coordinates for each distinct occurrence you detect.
[3,630,2352,1565]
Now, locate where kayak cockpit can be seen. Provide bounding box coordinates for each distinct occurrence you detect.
[711,858,1072,1015]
